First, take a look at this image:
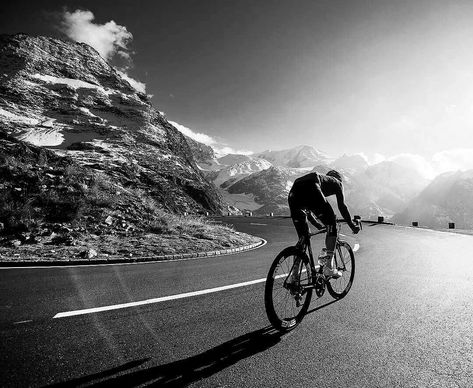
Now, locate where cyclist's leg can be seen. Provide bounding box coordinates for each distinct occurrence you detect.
[313,202,340,277]
[310,200,337,251]
[288,192,309,240]
[287,193,308,281]
[318,202,337,255]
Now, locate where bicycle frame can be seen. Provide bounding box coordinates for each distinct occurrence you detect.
[265,219,359,331]
[294,222,346,286]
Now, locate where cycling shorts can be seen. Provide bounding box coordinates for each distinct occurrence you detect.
[288,189,337,238]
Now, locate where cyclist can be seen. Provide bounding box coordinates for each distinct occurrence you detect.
[288,169,360,278]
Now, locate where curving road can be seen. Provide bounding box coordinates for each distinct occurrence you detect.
[1,217,473,387]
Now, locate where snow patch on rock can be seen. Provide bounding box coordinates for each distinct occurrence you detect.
[0,107,40,125]
[18,127,65,147]
[32,74,104,91]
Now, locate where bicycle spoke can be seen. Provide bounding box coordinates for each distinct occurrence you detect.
[326,242,355,299]
[265,247,314,331]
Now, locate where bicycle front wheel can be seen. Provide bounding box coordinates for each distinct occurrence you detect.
[327,241,355,299]
[264,246,313,332]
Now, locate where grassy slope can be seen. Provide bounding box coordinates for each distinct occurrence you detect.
[0,134,260,262]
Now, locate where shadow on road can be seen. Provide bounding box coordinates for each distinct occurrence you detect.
[56,326,282,387]
[48,303,339,387]
[45,298,341,387]
[46,359,150,387]
[305,298,340,315]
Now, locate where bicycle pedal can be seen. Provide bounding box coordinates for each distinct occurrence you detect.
[315,275,325,297]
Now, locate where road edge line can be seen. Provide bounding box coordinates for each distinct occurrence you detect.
[0,238,267,269]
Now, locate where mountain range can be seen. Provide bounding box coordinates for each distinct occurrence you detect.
[194,146,431,220]
[1,33,472,231]
[195,141,473,229]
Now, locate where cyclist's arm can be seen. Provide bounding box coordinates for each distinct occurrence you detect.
[335,187,357,230]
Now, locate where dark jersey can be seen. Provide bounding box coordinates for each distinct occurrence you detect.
[288,171,355,238]
[290,172,342,203]
[288,172,341,236]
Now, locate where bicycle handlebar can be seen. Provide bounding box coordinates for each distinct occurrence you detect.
[307,218,362,237]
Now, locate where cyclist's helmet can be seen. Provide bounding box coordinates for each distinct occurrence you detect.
[326,169,343,182]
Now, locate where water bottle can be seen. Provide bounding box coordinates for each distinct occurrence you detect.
[317,248,327,266]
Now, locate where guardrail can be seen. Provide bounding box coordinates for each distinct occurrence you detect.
[211,212,460,229]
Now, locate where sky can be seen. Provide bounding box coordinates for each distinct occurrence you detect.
[2,0,473,177]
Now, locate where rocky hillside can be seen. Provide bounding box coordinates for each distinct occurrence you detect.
[0,33,223,216]
[184,134,216,165]
[0,132,261,256]
[394,170,473,229]
[0,132,154,238]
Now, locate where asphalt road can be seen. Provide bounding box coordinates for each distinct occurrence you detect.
[1,217,473,387]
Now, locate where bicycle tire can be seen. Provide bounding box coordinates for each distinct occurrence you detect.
[264,246,313,332]
[326,241,355,299]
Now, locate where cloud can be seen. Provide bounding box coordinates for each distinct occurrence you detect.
[58,9,146,93]
[432,149,473,174]
[360,152,386,165]
[168,121,253,157]
[387,149,473,179]
[212,146,254,158]
[169,121,216,146]
[389,153,436,179]
[355,152,435,178]
[361,149,473,179]
[116,70,146,94]
[60,10,132,60]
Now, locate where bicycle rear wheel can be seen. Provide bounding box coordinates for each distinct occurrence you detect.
[264,246,313,332]
[327,241,355,299]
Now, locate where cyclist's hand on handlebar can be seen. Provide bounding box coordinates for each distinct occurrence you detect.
[351,219,362,234]
[351,225,361,234]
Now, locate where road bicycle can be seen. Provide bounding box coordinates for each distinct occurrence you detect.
[264,219,361,332]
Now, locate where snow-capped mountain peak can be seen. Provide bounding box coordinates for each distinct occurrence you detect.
[213,156,272,187]
[256,145,331,168]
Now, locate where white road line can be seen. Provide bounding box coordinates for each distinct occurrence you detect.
[53,242,361,319]
[250,223,267,226]
[53,278,268,319]
[354,243,360,252]
[54,273,299,319]
[13,320,33,325]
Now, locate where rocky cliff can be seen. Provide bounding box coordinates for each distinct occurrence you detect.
[0,33,223,215]
[184,134,216,164]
